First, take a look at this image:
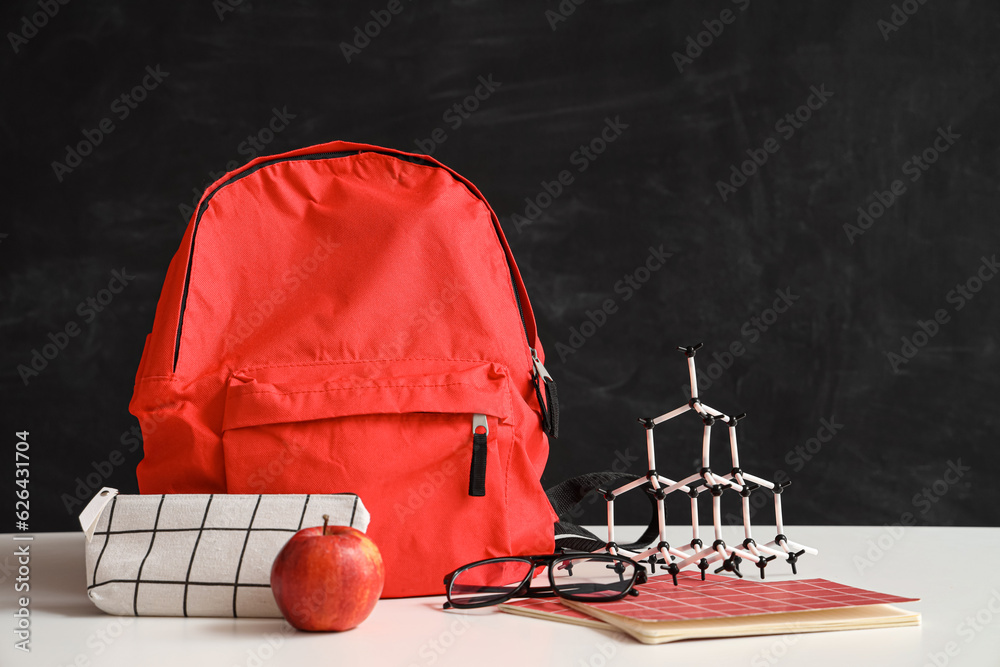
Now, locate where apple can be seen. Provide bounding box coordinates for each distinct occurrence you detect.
[270,514,385,631]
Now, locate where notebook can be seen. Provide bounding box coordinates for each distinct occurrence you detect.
[499,572,920,644]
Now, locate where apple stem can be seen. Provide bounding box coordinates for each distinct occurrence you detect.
[322,514,330,535]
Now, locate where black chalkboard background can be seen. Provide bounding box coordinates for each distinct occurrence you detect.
[2,0,997,533]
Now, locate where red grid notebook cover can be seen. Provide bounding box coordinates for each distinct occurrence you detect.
[499,573,733,626]
[570,572,918,622]
[498,597,608,628]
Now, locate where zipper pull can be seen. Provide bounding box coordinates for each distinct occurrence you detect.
[530,348,559,439]
[472,413,489,437]
[531,347,552,383]
[469,414,488,497]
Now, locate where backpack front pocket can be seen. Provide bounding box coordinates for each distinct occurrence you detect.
[219,359,512,499]
[218,359,517,597]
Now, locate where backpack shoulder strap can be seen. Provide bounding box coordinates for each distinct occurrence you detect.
[545,472,660,554]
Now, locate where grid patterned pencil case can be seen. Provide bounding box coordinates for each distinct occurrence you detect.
[79,487,369,617]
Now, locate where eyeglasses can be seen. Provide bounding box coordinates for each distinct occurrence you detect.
[442,553,647,609]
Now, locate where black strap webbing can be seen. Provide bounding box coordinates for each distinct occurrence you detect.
[546,471,661,553]
[534,374,559,439]
[543,376,559,438]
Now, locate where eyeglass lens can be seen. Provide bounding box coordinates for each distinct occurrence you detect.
[551,556,636,600]
[448,559,534,607]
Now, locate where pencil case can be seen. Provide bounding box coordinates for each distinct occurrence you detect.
[78,487,369,617]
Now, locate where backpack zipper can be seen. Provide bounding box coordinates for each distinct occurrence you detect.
[174,151,359,372]
[173,149,535,371]
[172,149,556,436]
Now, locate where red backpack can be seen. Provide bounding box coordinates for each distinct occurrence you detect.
[130,140,559,597]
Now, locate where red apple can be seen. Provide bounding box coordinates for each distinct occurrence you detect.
[270,515,385,631]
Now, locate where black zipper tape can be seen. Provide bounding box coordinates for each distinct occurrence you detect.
[469,430,488,497]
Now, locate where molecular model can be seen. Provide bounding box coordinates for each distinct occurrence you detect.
[599,343,817,584]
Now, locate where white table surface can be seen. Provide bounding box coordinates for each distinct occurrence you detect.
[2,526,998,667]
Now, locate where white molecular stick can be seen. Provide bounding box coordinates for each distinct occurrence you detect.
[598,343,817,584]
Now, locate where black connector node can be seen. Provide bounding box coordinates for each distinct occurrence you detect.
[786,549,805,575]
[666,562,680,586]
[756,554,776,579]
[677,343,703,358]
[715,554,743,577]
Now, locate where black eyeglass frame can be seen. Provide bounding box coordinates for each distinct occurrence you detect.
[442,552,647,610]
